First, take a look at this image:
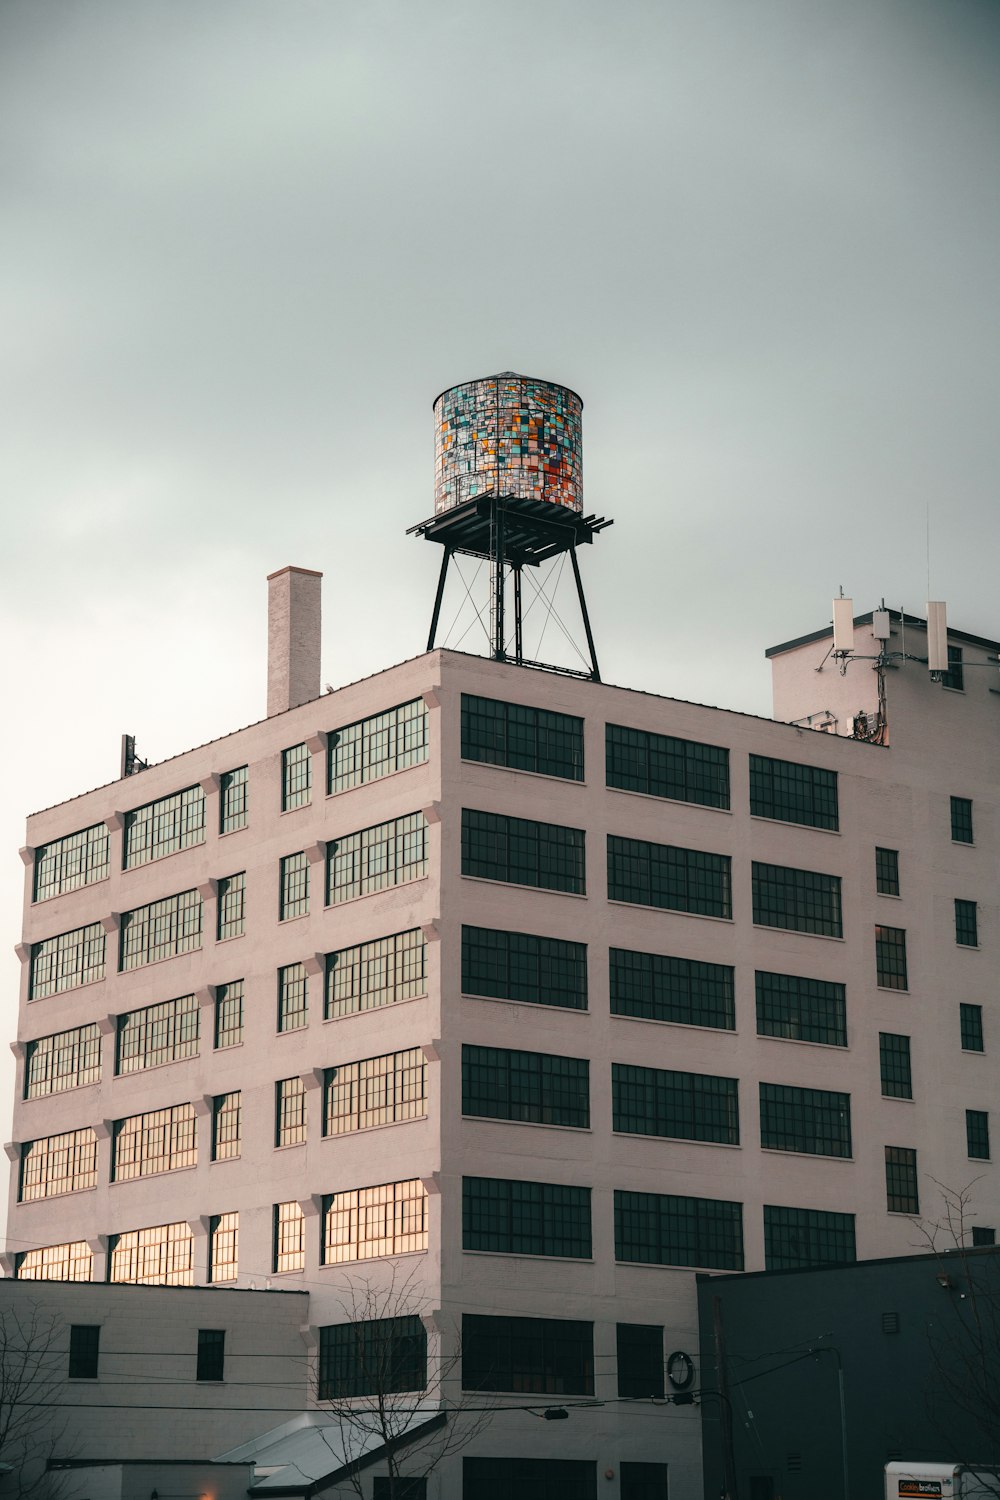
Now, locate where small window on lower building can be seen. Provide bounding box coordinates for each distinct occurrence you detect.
[373,1481,426,1500]
[616,1323,664,1399]
[967,1109,990,1160]
[462,1458,597,1499]
[885,1145,919,1214]
[68,1324,100,1379]
[973,1226,996,1246]
[955,899,979,947]
[961,1003,985,1053]
[196,1328,225,1382]
[620,1463,669,1500]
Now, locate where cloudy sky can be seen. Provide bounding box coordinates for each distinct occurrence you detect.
[2,0,999,1126]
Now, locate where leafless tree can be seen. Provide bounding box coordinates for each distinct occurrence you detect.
[0,1299,73,1500]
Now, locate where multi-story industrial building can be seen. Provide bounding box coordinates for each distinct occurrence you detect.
[6,375,999,1500]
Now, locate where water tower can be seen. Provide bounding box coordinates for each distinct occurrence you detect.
[409,371,612,680]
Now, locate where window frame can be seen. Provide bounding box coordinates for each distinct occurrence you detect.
[462,695,583,782]
[748,754,839,831]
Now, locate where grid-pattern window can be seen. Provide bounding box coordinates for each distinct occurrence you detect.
[328,813,428,903]
[614,1189,744,1271]
[278,963,308,1032]
[956,900,979,947]
[212,1092,242,1160]
[197,1328,225,1380]
[941,644,964,691]
[69,1325,100,1380]
[109,1222,194,1286]
[274,1201,305,1273]
[318,1316,426,1399]
[209,1213,238,1282]
[951,796,974,844]
[25,1023,102,1098]
[608,837,731,918]
[752,863,842,937]
[279,853,309,920]
[750,755,839,830]
[762,1205,857,1270]
[20,1129,98,1201]
[215,980,244,1048]
[612,1063,739,1144]
[322,1179,428,1263]
[463,1046,589,1128]
[885,1146,919,1213]
[759,1083,852,1157]
[755,971,847,1047]
[606,723,729,809]
[16,1241,93,1282]
[961,1003,984,1052]
[876,926,908,989]
[329,700,429,792]
[463,1459,597,1500]
[967,1110,990,1160]
[30,923,106,999]
[876,847,900,896]
[617,1324,664,1399]
[34,823,110,902]
[220,765,248,833]
[113,1104,197,1181]
[276,1077,307,1146]
[324,1049,427,1134]
[282,743,311,810]
[120,889,202,971]
[462,1177,591,1259]
[217,873,246,939]
[610,948,734,1030]
[123,785,205,869]
[117,993,199,1074]
[463,810,585,894]
[463,1314,593,1394]
[462,927,587,1010]
[325,929,427,1018]
[879,1033,913,1099]
[462,695,583,781]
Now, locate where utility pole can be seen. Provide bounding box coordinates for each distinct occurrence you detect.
[713,1295,740,1500]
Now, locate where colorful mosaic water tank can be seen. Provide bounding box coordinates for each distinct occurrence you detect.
[433,371,584,515]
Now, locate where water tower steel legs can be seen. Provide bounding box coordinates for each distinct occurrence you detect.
[427,545,452,653]
[569,543,601,682]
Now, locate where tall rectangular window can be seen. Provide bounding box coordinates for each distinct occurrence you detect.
[279,853,309,920]
[196,1328,225,1380]
[212,1092,242,1160]
[955,899,979,947]
[610,948,734,1030]
[30,923,106,999]
[951,796,974,844]
[885,1146,919,1213]
[117,994,199,1074]
[324,1048,426,1134]
[879,1033,913,1099]
[608,837,731,918]
[16,1242,93,1282]
[318,1316,426,1399]
[961,1003,984,1052]
[217,872,246,939]
[123,785,205,869]
[220,765,248,833]
[120,890,202,971]
[215,980,244,1048]
[749,755,839,830]
[463,1314,593,1394]
[759,1083,851,1157]
[329,700,429,792]
[616,1324,664,1399]
[762,1206,856,1270]
[612,1063,738,1144]
[278,963,308,1032]
[325,929,427,1018]
[876,926,908,989]
[463,1459,597,1500]
[462,810,585,894]
[876,847,900,896]
[68,1325,101,1379]
[462,927,587,1011]
[273,1201,305,1273]
[24,1023,102,1098]
[322,1179,428,1263]
[755,971,846,1047]
[109,1222,193,1286]
[276,1077,307,1146]
[113,1104,196,1180]
[967,1110,990,1160]
[462,695,583,781]
[462,1046,589,1128]
[752,863,842,937]
[614,1189,743,1270]
[941,644,964,691]
[209,1213,238,1282]
[606,723,729,809]
[33,823,110,902]
[462,1177,591,1259]
[20,1129,98,1201]
[282,743,311,810]
[327,813,428,903]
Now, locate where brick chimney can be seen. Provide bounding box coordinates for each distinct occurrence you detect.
[267,566,322,717]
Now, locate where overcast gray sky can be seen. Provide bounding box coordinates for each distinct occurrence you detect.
[3,0,999,1135]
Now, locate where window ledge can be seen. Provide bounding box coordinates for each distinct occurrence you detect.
[881,1094,915,1104]
[326,873,430,911]
[327,756,431,800]
[322,1114,429,1142]
[756,1033,848,1052]
[218,824,248,838]
[325,991,428,1024]
[462,991,588,1015]
[612,1130,741,1150]
[122,839,207,875]
[116,1054,201,1080]
[610,1012,735,1035]
[463,1249,594,1265]
[956,944,981,952]
[877,892,902,900]
[759,1147,853,1163]
[280,803,313,816]
[460,757,585,788]
[961,1048,986,1056]
[278,913,310,925]
[608,900,733,924]
[318,1248,427,1269]
[605,784,731,815]
[462,1115,591,1134]
[752,924,844,942]
[876,985,909,995]
[216,932,245,944]
[274,1140,306,1152]
[120,948,203,976]
[614,1256,743,1273]
[461,875,588,900]
[32,874,112,907]
[749,814,840,836]
[29,976,106,1004]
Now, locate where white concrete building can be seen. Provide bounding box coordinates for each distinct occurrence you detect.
[5,571,1000,1500]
